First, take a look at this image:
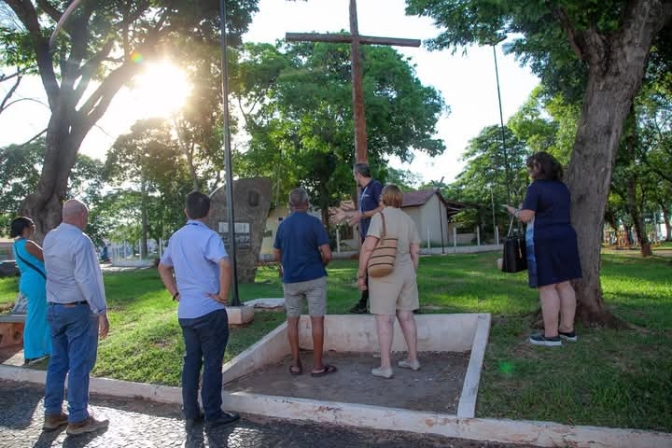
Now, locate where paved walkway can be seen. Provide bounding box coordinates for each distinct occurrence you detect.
[0,381,539,448]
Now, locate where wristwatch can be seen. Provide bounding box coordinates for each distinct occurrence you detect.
[172,291,180,301]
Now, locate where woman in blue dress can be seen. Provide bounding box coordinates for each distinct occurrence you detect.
[506,152,582,347]
[10,217,51,364]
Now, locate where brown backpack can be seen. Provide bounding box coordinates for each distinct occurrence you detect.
[367,211,398,278]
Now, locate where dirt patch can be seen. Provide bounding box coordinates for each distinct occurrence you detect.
[226,351,470,414]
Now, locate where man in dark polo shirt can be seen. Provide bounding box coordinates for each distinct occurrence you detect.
[274,188,336,377]
[336,163,384,313]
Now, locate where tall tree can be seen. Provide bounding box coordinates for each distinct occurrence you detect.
[406,0,672,325]
[234,41,447,223]
[0,0,258,240]
[449,125,529,232]
[105,118,190,255]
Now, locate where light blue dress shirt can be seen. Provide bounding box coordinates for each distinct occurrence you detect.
[43,223,107,315]
[160,220,228,319]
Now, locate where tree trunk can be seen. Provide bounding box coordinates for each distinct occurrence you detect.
[141,178,149,258]
[566,74,635,326]
[21,112,85,243]
[627,183,651,256]
[563,0,672,326]
[604,207,619,236]
[623,108,652,257]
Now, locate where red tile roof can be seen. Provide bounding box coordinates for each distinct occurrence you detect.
[401,189,435,207]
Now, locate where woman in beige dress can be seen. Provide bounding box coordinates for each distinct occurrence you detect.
[357,184,421,379]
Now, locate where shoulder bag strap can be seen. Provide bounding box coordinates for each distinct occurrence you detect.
[379,211,386,239]
[507,214,515,238]
[13,242,46,280]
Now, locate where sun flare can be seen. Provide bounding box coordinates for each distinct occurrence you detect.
[130,61,192,118]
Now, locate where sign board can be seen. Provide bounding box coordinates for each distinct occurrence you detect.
[218,221,252,250]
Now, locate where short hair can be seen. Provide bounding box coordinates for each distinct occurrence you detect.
[381,184,403,208]
[10,217,34,238]
[186,191,210,219]
[527,152,563,181]
[288,187,309,208]
[353,163,371,178]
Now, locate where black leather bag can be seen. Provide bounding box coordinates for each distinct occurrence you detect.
[502,235,527,273]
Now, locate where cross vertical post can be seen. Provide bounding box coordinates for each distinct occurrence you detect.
[349,0,367,163]
[286,0,421,165]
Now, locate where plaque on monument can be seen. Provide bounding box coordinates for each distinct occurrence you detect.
[218,222,252,250]
[208,178,272,283]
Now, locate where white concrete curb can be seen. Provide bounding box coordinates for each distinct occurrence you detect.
[457,314,491,418]
[1,365,670,448]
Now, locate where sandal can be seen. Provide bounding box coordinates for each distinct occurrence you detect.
[289,364,303,376]
[311,364,338,377]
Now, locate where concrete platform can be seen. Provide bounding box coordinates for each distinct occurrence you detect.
[221,314,490,419]
[226,350,469,414]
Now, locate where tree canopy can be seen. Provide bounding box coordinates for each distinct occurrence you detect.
[233,40,448,222]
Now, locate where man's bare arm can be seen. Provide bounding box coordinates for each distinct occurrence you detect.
[158,263,179,299]
[320,244,332,266]
[216,257,233,304]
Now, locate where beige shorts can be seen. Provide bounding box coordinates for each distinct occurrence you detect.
[369,265,419,315]
[283,276,327,317]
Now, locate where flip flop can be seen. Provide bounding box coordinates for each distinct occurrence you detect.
[311,364,338,377]
[289,364,303,376]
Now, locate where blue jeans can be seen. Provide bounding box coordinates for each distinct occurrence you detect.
[179,309,229,421]
[44,303,99,423]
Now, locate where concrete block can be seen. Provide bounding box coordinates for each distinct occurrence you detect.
[226,305,255,325]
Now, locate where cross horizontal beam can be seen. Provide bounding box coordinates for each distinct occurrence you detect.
[285,32,421,48]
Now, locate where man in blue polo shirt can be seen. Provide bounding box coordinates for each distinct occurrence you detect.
[336,163,384,313]
[158,191,240,431]
[274,188,336,377]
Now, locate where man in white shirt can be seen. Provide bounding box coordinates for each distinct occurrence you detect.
[158,191,240,431]
[42,199,110,435]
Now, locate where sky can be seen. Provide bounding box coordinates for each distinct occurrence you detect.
[0,0,540,184]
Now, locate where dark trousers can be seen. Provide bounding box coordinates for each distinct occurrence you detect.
[358,274,369,306]
[356,235,369,308]
[178,309,229,421]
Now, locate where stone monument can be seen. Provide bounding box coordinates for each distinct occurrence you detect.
[207,177,272,283]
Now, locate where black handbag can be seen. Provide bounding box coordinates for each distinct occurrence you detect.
[501,216,527,273]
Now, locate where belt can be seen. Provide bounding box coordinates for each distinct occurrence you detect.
[50,301,88,306]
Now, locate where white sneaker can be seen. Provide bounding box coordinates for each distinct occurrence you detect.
[398,359,421,371]
[371,367,393,379]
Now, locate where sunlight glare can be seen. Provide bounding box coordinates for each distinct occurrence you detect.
[131,61,192,118]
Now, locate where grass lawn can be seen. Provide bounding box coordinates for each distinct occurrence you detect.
[0,251,670,432]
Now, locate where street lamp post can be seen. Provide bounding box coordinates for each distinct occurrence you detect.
[219,0,240,306]
[490,184,499,245]
[491,40,511,206]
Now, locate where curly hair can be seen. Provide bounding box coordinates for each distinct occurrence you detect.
[526,152,563,181]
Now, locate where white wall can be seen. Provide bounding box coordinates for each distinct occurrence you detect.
[418,194,449,246]
[260,205,290,255]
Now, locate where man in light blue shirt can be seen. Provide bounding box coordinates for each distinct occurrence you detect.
[158,191,240,431]
[42,199,110,435]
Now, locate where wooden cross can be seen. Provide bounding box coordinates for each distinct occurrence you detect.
[286,0,421,164]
